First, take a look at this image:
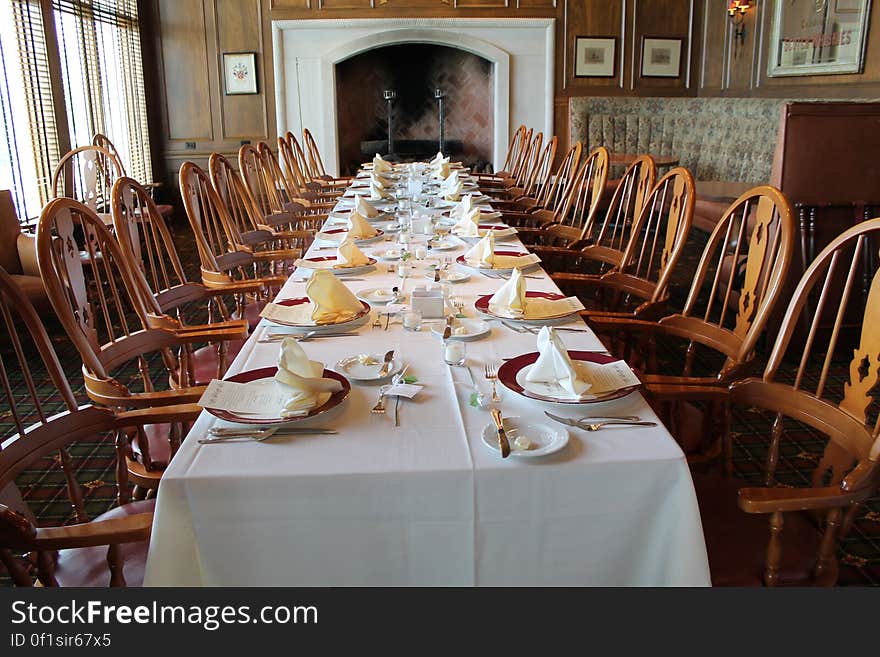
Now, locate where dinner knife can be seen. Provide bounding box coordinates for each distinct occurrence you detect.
[208,427,338,437]
[490,408,511,458]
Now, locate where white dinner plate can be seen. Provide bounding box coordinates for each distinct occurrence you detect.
[426,238,459,251]
[375,248,403,261]
[480,417,569,458]
[356,287,401,305]
[316,229,384,245]
[296,256,377,276]
[430,318,490,341]
[335,354,402,382]
[423,268,470,283]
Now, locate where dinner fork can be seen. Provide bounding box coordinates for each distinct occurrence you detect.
[484,363,500,402]
[371,386,388,414]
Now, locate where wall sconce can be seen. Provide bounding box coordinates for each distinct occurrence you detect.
[727,1,752,58]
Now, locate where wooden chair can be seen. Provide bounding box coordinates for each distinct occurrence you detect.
[693,217,880,586]
[276,135,340,206]
[589,185,796,460]
[533,154,655,273]
[499,141,583,229]
[0,265,202,586]
[92,133,172,220]
[36,198,244,492]
[208,153,315,263]
[302,128,352,187]
[517,146,610,248]
[489,132,551,202]
[111,176,252,377]
[473,124,528,184]
[478,127,533,194]
[179,162,286,322]
[547,164,691,321]
[52,145,123,222]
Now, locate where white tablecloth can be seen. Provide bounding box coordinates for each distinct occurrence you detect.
[145,179,710,587]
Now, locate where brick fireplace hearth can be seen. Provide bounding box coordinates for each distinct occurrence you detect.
[335,44,493,175]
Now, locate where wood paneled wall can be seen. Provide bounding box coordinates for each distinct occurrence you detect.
[699,0,880,98]
[140,0,277,195]
[141,0,879,186]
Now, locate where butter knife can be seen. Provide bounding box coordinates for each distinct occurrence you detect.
[490,408,511,458]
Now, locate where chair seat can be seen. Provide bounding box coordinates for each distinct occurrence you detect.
[237,300,266,331]
[190,338,245,385]
[51,499,155,587]
[693,473,825,586]
[131,424,172,470]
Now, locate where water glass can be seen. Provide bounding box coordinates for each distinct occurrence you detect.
[443,338,466,366]
[414,245,428,260]
[403,310,422,332]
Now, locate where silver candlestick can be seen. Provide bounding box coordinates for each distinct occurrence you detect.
[383,89,396,156]
[434,88,446,154]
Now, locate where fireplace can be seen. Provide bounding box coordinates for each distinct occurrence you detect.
[272,18,555,174]
[335,43,493,175]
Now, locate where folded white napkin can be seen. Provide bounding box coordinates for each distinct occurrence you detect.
[433,160,451,180]
[464,230,495,268]
[451,194,474,219]
[275,338,344,416]
[355,195,381,218]
[370,172,391,189]
[430,151,445,165]
[488,267,527,318]
[452,207,480,237]
[306,269,364,324]
[441,173,462,201]
[347,211,379,238]
[336,237,371,267]
[373,154,392,173]
[525,326,590,397]
[370,181,393,200]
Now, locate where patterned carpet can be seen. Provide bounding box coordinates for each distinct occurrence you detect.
[1,220,878,587]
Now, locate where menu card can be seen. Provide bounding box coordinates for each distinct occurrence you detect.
[523,296,585,319]
[579,360,641,395]
[492,253,541,269]
[198,379,305,417]
[260,302,313,325]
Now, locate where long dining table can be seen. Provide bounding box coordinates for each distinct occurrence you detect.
[144,164,710,587]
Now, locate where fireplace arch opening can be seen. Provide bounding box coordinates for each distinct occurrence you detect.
[335,43,494,175]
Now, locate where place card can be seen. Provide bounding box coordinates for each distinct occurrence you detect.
[383,383,423,399]
[198,379,303,416]
[580,360,641,395]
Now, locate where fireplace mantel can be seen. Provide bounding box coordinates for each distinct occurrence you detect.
[272,17,555,173]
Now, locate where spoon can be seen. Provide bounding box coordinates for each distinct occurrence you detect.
[377,349,395,378]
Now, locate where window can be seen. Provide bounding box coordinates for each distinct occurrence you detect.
[53,0,151,185]
[0,0,151,224]
[0,0,60,222]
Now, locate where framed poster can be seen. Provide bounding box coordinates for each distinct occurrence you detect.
[641,37,683,78]
[767,0,872,77]
[574,37,616,77]
[223,52,258,95]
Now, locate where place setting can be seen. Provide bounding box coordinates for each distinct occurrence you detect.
[294,236,378,275]
[455,231,541,273]
[259,268,372,334]
[196,337,352,435]
[473,266,585,326]
[316,210,385,245]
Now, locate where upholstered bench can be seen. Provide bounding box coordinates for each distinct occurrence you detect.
[569,96,788,233]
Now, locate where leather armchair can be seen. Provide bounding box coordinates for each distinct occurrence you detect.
[0,190,52,314]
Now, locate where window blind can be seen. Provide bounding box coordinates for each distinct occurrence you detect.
[0,0,61,223]
[53,0,152,184]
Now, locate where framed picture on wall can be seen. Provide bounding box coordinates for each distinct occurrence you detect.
[223,52,258,95]
[640,37,683,78]
[768,0,872,76]
[574,37,616,78]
